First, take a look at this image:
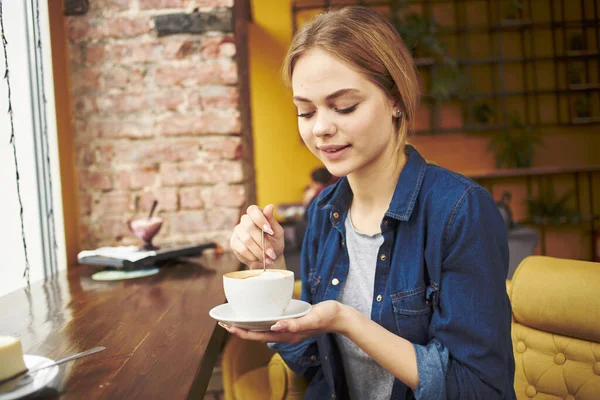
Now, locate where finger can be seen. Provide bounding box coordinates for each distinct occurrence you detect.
[222,324,298,343]
[263,204,285,237]
[272,314,318,333]
[246,205,275,236]
[239,215,276,261]
[234,221,265,261]
[231,230,259,264]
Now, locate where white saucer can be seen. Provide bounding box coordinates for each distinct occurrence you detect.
[209,299,312,331]
[0,355,59,400]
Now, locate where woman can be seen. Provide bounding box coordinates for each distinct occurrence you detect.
[226,6,515,399]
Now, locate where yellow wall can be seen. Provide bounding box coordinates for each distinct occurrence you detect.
[249,1,600,260]
[250,0,600,204]
[249,0,323,208]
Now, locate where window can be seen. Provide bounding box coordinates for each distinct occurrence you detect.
[0,0,65,297]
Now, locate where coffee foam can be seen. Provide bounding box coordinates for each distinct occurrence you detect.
[246,271,286,280]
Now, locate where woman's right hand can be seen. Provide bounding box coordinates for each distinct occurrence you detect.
[230,204,285,269]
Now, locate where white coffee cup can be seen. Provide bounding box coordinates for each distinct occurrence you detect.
[223,269,294,319]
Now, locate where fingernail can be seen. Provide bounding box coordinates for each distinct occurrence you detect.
[266,248,276,260]
[266,258,274,266]
[218,322,229,330]
[263,224,274,235]
[271,321,287,331]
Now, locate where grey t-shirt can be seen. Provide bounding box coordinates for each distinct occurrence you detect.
[334,215,395,400]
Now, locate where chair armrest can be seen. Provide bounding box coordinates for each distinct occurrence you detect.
[222,335,275,399]
[268,353,307,400]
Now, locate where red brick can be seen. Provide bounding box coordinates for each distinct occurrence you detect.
[85,44,105,65]
[219,42,236,58]
[151,91,184,112]
[102,66,145,91]
[69,43,83,65]
[71,69,101,92]
[86,119,154,139]
[95,0,130,12]
[201,36,223,59]
[114,139,199,165]
[67,18,90,41]
[160,161,244,185]
[196,0,234,6]
[153,63,227,87]
[98,192,133,214]
[72,95,97,116]
[220,62,238,85]
[199,136,242,160]
[96,93,147,114]
[100,215,131,240]
[205,207,240,230]
[156,112,240,136]
[104,42,155,64]
[78,170,113,190]
[78,193,93,216]
[188,86,239,110]
[106,17,151,39]
[76,144,115,168]
[76,146,97,167]
[139,0,189,9]
[117,167,158,189]
[180,186,205,209]
[138,188,179,212]
[203,185,246,207]
[168,211,207,234]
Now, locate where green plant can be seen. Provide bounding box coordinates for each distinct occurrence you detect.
[525,184,580,224]
[391,4,464,102]
[430,61,465,101]
[473,101,494,124]
[505,0,523,19]
[392,12,444,58]
[488,112,543,168]
[575,95,591,118]
[569,33,584,51]
[568,63,584,85]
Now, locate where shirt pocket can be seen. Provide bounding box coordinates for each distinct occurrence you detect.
[390,285,432,344]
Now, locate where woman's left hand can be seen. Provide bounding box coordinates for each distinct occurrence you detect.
[219,301,353,344]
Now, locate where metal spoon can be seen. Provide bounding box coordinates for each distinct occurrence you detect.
[261,228,266,272]
[0,346,106,386]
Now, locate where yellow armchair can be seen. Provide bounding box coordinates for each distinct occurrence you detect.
[223,256,600,399]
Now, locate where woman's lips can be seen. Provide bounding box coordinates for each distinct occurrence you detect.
[319,144,351,161]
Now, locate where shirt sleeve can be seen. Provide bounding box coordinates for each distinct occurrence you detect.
[413,186,514,399]
[269,200,322,382]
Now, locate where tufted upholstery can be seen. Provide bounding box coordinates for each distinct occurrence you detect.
[222,256,600,399]
[509,256,600,399]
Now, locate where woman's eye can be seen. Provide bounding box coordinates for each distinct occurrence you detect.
[336,104,358,114]
[298,111,315,119]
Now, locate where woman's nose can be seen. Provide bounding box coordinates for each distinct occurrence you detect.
[312,112,336,137]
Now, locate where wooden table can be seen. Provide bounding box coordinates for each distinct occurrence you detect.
[0,252,240,399]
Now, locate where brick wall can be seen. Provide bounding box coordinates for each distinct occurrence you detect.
[67,0,253,251]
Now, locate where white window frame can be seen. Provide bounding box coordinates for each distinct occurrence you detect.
[0,0,66,297]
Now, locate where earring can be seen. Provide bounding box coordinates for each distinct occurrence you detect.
[396,110,403,119]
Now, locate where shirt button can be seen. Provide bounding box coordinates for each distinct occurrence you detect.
[332,278,340,286]
[380,254,387,261]
[333,212,339,219]
[341,242,345,248]
[331,394,336,399]
[324,356,328,360]
[311,355,317,361]
[383,219,389,225]
[376,295,382,302]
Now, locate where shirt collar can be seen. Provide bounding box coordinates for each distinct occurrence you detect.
[317,144,427,222]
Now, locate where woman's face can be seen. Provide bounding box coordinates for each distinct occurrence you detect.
[292,49,398,178]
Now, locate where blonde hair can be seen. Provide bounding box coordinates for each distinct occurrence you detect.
[282,6,420,148]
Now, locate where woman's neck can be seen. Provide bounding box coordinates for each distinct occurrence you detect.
[347,144,406,233]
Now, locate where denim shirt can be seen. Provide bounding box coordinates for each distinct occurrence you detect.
[272,145,516,400]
